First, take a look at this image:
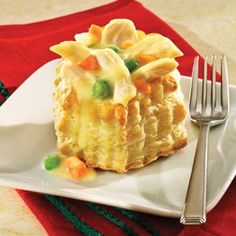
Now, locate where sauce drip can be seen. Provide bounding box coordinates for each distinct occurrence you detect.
[49,162,97,182]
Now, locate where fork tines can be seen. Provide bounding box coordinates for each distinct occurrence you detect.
[189,55,230,121]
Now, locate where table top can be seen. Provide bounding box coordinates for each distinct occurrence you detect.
[0,0,235,235]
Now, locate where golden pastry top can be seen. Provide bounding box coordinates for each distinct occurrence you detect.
[50,19,183,106]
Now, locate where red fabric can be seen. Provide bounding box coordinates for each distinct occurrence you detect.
[1,0,235,235]
[61,197,152,235]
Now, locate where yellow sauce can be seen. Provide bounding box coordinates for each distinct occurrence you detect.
[78,103,90,149]
[49,162,97,182]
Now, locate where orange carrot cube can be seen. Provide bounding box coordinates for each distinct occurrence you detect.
[79,55,100,71]
[64,156,87,179]
[88,24,103,40]
[134,79,151,94]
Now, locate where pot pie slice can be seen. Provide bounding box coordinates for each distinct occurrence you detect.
[50,19,187,173]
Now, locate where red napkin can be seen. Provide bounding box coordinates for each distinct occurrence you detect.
[0,0,235,235]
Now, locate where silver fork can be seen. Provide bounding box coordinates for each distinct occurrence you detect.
[180,55,230,225]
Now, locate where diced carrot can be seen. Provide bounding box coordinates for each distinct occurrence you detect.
[120,40,135,49]
[89,24,103,40]
[134,79,151,94]
[79,55,100,71]
[64,156,87,179]
[134,54,157,64]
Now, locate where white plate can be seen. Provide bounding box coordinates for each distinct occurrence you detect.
[0,59,236,218]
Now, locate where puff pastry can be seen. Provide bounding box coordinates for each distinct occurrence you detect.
[50,19,187,173]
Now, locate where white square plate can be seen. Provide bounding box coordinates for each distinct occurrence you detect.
[0,59,235,217]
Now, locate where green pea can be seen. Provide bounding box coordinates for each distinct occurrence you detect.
[92,79,112,99]
[108,45,120,53]
[44,153,61,171]
[125,59,139,72]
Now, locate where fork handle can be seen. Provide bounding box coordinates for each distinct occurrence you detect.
[180,122,210,224]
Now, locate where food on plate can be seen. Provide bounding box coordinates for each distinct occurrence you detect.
[43,153,95,180]
[43,153,61,171]
[50,19,187,174]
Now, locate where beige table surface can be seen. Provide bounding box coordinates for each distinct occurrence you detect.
[0,0,235,235]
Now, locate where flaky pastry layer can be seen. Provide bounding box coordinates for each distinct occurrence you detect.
[53,68,187,173]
